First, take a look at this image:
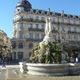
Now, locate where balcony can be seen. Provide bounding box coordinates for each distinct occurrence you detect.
[52,21,80,26]
[68,31,79,34]
[13,18,46,23]
[28,28,44,32]
[52,22,58,24]
[26,38,43,42]
[52,30,58,33]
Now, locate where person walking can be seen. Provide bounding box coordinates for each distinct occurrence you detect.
[2,56,6,67]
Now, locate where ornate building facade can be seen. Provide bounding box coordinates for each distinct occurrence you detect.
[0,30,11,57]
[12,0,80,61]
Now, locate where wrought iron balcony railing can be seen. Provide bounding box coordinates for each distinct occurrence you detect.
[28,28,44,32]
[13,18,46,23]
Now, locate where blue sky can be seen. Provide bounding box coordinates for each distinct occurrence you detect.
[0,0,80,38]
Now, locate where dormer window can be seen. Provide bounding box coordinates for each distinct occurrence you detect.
[17,9,20,11]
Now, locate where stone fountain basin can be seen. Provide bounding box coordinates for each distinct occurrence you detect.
[19,62,80,76]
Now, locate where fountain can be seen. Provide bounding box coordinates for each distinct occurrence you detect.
[19,18,80,76]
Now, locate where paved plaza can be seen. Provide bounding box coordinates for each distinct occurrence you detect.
[0,65,80,80]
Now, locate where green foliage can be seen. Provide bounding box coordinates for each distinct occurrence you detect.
[27,40,62,64]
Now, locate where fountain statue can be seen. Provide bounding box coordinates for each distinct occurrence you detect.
[45,18,52,37]
[19,17,80,76]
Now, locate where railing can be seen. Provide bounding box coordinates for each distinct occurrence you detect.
[26,38,43,42]
[52,21,80,26]
[52,30,58,33]
[13,18,46,23]
[68,31,80,34]
[28,28,44,32]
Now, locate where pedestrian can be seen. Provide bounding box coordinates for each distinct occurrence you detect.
[2,56,6,67]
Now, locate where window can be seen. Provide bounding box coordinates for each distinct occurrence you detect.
[53,35,56,40]
[74,36,76,39]
[79,28,80,32]
[62,36,65,39]
[12,42,16,49]
[17,9,20,11]
[62,27,65,31]
[21,16,23,19]
[52,18,55,22]
[18,52,23,60]
[18,42,23,48]
[68,36,71,39]
[29,33,33,39]
[30,16,33,20]
[35,34,39,39]
[29,52,32,57]
[19,32,23,39]
[68,27,71,32]
[61,19,64,23]
[74,28,76,32]
[29,43,33,49]
[74,21,76,24]
[42,25,44,30]
[20,23,23,29]
[41,17,44,21]
[13,52,16,60]
[53,27,56,30]
[68,20,70,23]
[36,16,39,21]
[36,24,39,29]
[41,34,44,39]
[30,24,33,28]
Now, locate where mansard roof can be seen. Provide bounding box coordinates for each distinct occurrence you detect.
[29,9,80,20]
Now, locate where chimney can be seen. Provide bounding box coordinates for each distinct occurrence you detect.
[62,10,64,14]
[48,8,50,12]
